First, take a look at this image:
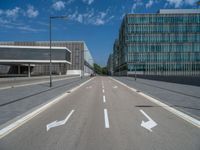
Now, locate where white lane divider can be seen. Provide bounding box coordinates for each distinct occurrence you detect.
[104,109,110,128]
[140,109,157,132]
[46,110,74,131]
[103,95,106,103]
[102,89,105,93]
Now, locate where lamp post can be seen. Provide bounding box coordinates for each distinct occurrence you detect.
[49,16,67,87]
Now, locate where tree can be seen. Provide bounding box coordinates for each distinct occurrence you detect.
[93,63,108,75]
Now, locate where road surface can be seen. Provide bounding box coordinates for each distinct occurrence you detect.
[0,76,89,125]
[0,77,199,150]
[114,77,200,119]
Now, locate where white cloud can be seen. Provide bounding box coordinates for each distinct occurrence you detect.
[166,0,183,8]
[184,0,197,5]
[26,5,39,18]
[5,7,20,18]
[0,10,3,15]
[77,14,83,23]
[165,0,196,8]
[67,0,75,4]
[52,1,65,11]
[82,0,94,5]
[16,25,45,32]
[68,8,114,25]
[131,0,143,13]
[146,0,154,8]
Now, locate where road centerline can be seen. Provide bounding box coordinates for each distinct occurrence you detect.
[104,109,110,128]
[103,95,106,103]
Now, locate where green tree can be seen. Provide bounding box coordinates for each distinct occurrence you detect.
[93,63,108,75]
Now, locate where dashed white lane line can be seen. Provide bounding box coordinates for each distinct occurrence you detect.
[104,109,110,128]
[102,89,105,93]
[103,95,106,103]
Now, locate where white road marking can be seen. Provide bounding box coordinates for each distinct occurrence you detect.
[0,77,95,139]
[140,109,157,132]
[104,109,110,128]
[102,89,105,93]
[113,86,118,89]
[46,110,74,131]
[110,77,200,128]
[103,95,106,103]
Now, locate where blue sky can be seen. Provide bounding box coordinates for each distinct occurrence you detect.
[0,0,199,66]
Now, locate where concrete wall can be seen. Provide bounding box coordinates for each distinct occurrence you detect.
[128,74,200,86]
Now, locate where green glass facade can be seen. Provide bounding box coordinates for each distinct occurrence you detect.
[113,10,200,76]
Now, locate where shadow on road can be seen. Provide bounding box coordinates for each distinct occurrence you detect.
[0,78,85,107]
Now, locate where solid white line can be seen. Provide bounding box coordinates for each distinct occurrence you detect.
[103,95,106,103]
[0,77,95,139]
[102,89,105,93]
[104,109,110,128]
[110,77,200,128]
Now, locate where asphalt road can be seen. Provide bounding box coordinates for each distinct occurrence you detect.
[0,77,199,150]
[0,76,89,125]
[114,77,200,119]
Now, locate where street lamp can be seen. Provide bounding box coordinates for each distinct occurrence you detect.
[49,16,67,87]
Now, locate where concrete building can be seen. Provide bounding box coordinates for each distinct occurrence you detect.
[0,41,94,77]
[111,9,200,77]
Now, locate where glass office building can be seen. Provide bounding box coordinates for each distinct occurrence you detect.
[112,9,200,76]
[107,53,113,75]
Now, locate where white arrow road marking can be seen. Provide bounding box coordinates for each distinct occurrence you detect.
[46,110,74,131]
[113,86,118,89]
[140,109,157,132]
